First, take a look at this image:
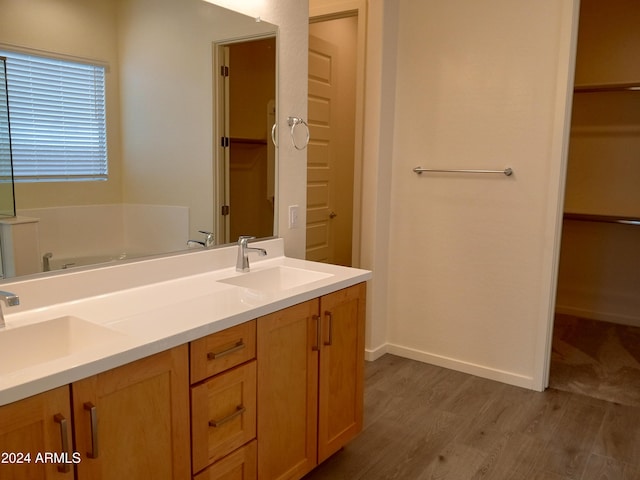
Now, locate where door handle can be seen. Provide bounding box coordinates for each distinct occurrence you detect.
[324,310,333,346]
[329,211,337,219]
[53,413,71,473]
[84,402,99,459]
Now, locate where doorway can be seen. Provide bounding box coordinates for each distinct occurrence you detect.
[306,14,359,267]
[215,36,276,245]
[549,0,640,406]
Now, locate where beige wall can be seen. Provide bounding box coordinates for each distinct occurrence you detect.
[564,0,640,217]
[0,0,123,208]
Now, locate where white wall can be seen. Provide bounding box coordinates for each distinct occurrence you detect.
[379,0,578,390]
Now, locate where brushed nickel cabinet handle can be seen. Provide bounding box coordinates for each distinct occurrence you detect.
[207,340,245,360]
[324,310,333,346]
[312,314,321,351]
[84,402,99,459]
[208,405,246,428]
[53,413,71,473]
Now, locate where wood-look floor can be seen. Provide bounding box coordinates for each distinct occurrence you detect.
[550,314,640,407]
[303,354,640,480]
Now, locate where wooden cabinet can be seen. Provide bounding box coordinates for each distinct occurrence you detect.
[190,321,257,479]
[0,385,73,479]
[257,300,319,480]
[317,283,365,463]
[0,282,365,480]
[72,345,190,480]
[257,283,366,480]
[0,345,189,480]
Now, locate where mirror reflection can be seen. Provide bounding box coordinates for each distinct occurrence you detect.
[0,0,277,279]
[0,56,15,219]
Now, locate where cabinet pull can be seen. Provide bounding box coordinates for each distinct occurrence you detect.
[312,314,321,351]
[208,405,246,428]
[324,310,333,346]
[207,340,245,360]
[53,414,71,473]
[83,402,99,459]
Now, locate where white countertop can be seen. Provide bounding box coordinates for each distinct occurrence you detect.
[0,238,371,406]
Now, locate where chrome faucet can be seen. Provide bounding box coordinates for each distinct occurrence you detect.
[43,252,53,272]
[236,236,267,272]
[200,231,215,247]
[0,291,20,328]
[187,231,215,248]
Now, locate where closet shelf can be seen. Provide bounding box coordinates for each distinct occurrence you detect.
[230,137,267,145]
[574,83,640,93]
[564,213,640,226]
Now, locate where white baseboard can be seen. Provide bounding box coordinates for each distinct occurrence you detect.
[364,343,388,362]
[379,343,538,391]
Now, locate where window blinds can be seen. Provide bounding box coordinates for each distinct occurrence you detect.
[1,50,107,182]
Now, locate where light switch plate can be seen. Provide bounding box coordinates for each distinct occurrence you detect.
[289,205,299,229]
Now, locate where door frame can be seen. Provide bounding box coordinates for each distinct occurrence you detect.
[536,0,582,390]
[213,33,278,245]
[309,1,366,268]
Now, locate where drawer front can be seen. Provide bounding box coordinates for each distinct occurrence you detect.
[191,361,257,473]
[193,440,257,480]
[191,320,256,384]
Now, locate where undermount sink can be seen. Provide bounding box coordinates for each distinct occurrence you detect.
[218,266,333,294]
[0,316,126,374]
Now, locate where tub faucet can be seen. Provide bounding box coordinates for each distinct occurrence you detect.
[0,291,20,328]
[236,236,267,272]
[43,252,53,272]
[187,231,215,248]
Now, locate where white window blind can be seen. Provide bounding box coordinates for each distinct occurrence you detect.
[1,50,107,182]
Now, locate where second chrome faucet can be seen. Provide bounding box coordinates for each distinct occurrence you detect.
[236,236,267,272]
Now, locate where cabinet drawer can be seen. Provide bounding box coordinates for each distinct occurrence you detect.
[191,320,256,384]
[191,361,257,473]
[193,440,257,480]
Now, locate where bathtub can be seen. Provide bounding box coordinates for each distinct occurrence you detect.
[43,252,146,271]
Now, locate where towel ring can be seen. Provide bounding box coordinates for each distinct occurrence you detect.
[287,116,310,150]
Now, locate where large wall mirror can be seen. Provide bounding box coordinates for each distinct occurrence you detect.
[0,0,277,279]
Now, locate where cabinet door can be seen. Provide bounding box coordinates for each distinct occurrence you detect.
[257,300,319,480]
[0,386,73,479]
[317,283,366,462]
[72,345,190,480]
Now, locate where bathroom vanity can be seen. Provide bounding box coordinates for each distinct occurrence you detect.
[0,238,371,479]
